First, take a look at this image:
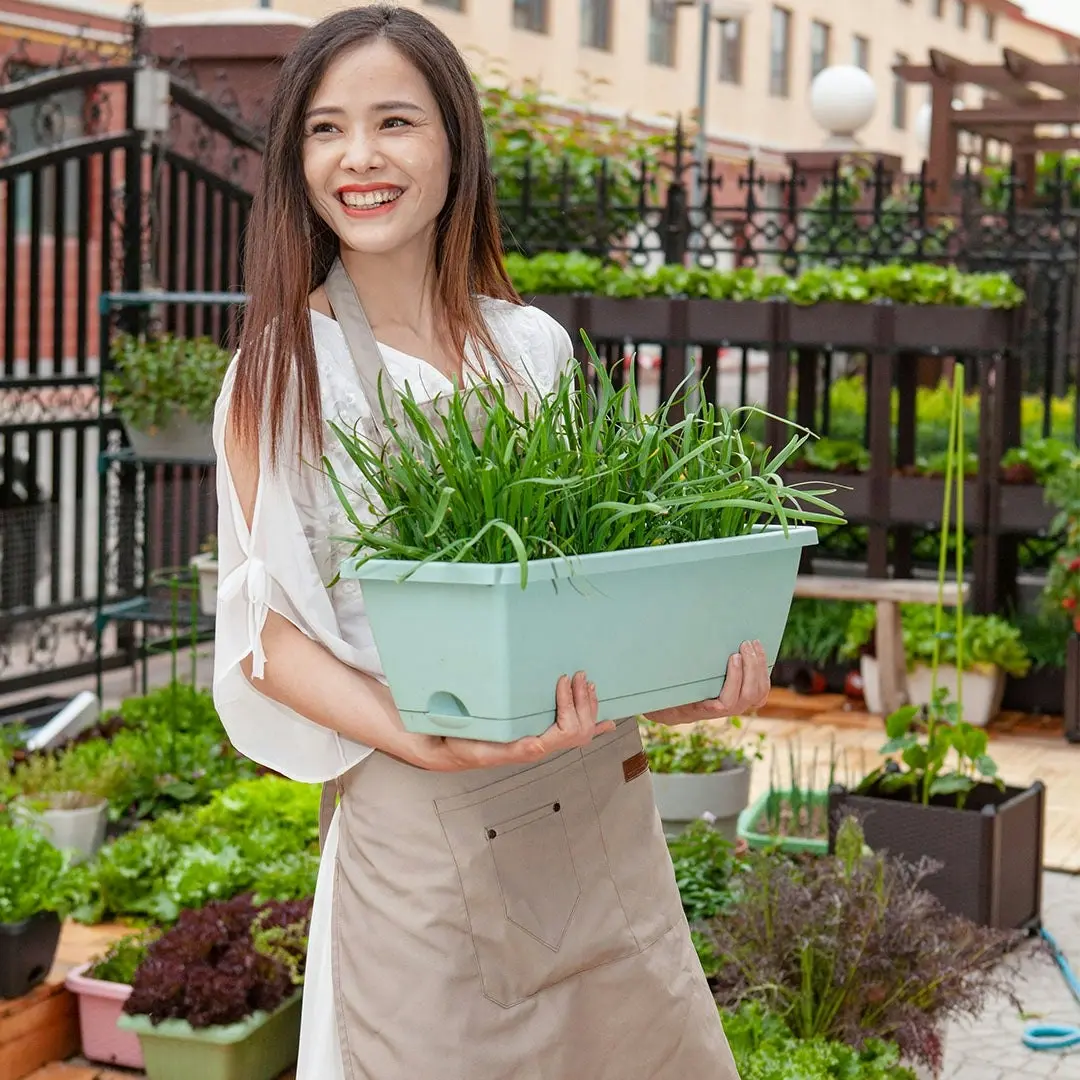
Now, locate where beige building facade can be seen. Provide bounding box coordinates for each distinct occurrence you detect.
[138,0,1080,168]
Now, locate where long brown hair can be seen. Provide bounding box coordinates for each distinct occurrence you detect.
[231,4,520,466]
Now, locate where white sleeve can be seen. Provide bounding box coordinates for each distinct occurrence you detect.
[210,363,373,784]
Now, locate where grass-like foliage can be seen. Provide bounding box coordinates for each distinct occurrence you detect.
[327,333,844,585]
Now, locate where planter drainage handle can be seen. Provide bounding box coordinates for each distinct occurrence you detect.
[426,692,473,731]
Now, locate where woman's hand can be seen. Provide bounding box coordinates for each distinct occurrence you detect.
[414,671,615,772]
[645,639,771,727]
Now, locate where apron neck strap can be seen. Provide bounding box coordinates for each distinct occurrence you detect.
[323,258,397,444]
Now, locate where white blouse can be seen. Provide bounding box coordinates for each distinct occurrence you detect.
[210,298,574,782]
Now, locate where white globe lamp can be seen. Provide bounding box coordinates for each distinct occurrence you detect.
[809,65,878,149]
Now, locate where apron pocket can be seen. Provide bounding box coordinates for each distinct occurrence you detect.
[435,754,638,1007]
[582,724,682,949]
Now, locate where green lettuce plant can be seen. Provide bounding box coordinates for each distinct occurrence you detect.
[640,718,763,775]
[0,824,72,924]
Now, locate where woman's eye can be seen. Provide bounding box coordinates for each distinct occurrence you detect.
[309,122,337,135]
[382,116,411,130]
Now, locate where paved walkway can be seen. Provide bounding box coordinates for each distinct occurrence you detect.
[940,871,1080,1080]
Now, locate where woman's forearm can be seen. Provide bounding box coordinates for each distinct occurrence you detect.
[239,609,430,767]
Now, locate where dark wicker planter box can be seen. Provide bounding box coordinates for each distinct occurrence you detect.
[828,780,1044,930]
[889,476,982,526]
[892,306,1012,352]
[773,658,853,695]
[997,482,1054,533]
[685,299,774,344]
[528,294,582,331]
[1065,635,1080,745]
[785,471,870,520]
[1001,666,1065,715]
[588,297,671,341]
[785,303,879,348]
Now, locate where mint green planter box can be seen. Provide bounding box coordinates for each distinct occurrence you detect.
[341,525,818,742]
[116,992,301,1080]
[738,789,830,855]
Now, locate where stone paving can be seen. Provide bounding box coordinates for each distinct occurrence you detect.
[940,871,1080,1080]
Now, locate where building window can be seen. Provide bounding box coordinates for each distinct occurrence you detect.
[580,0,612,50]
[424,0,464,9]
[955,0,968,29]
[984,11,996,40]
[648,0,677,68]
[512,0,548,33]
[810,21,831,81]
[893,52,908,130]
[718,18,743,84]
[770,7,791,98]
[853,35,870,71]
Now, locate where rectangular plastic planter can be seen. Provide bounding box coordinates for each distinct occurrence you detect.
[738,789,830,855]
[342,525,818,742]
[116,992,302,1080]
[828,780,1045,930]
[64,963,143,1069]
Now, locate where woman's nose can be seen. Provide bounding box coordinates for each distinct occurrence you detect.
[339,130,384,173]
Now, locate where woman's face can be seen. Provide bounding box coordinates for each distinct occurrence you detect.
[302,40,451,260]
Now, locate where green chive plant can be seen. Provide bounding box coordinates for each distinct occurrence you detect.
[858,364,1004,808]
[327,334,844,586]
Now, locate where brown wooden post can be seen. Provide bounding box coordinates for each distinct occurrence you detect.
[893,353,919,579]
[927,76,959,210]
[866,306,895,579]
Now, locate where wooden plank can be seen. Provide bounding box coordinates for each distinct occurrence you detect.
[0,984,79,1080]
[794,575,970,605]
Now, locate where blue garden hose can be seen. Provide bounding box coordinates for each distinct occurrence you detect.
[1021,928,1080,1052]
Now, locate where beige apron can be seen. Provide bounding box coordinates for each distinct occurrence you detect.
[319,261,741,1080]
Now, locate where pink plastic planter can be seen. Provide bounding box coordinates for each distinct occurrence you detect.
[64,962,145,1069]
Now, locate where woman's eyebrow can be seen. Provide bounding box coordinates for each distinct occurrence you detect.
[304,100,423,120]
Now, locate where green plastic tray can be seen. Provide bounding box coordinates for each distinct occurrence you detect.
[342,525,818,742]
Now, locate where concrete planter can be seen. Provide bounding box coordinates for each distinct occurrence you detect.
[651,764,752,839]
[11,796,108,863]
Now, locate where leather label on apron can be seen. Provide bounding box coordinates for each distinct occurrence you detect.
[622,751,648,783]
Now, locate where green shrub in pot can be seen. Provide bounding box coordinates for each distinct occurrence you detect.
[0,824,72,999]
[106,334,229,458]
[641,719,763,837]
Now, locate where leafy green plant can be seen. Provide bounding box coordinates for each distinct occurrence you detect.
[329,334,843,586]
[666,821,745,926]
[641,718,763,774]
[65,777,321,925]
[1041,460,1080,632]
[778,599,857,666]
[704,817,1020,1072]
[106,333,230,432]
[4,742,131,811]
[88,929,161,984]
[758,736,852,840]
[478,76,666,254]
[1000,438,1078,485]
[0,824,72,923]
[502,253,1025,308]
[721,1003,917,1080]
[840,603,1031,678]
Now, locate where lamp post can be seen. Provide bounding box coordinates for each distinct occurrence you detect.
[674,0,751,205]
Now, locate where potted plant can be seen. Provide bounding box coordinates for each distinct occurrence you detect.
[829,362,1046,930]
[105,333,229,461]
[738,737,850,856]
[773,597,857,694]
[703,817,1021,1078]
[0,824,71,999]
[843,605,1031,726]
[330,335,841,743]
[4,743,128,862]
[189,534,219,618]
[642,719,763,838]
[117,893,312,1080]
[65,929,159,1068]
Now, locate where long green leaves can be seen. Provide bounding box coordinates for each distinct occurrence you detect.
[326,332,844,581]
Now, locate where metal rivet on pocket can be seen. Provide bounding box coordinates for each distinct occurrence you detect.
[552,802,561,813]
[487,828,497,840]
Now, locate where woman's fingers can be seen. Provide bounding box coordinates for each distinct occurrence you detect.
[714,649,745,714]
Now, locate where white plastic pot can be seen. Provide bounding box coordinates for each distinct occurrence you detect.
[12,796,108,862]
[189,552,219,617]
[650,764,752,839]
[860,657,1004,727]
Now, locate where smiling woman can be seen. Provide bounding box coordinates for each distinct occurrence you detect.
[211,5,758,1080]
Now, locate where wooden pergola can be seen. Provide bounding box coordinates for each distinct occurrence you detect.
[895,49,1080,207]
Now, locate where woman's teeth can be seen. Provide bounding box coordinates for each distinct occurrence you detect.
[341,189,402,209]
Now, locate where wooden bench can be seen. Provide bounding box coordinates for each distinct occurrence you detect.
[793,576,971,716]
